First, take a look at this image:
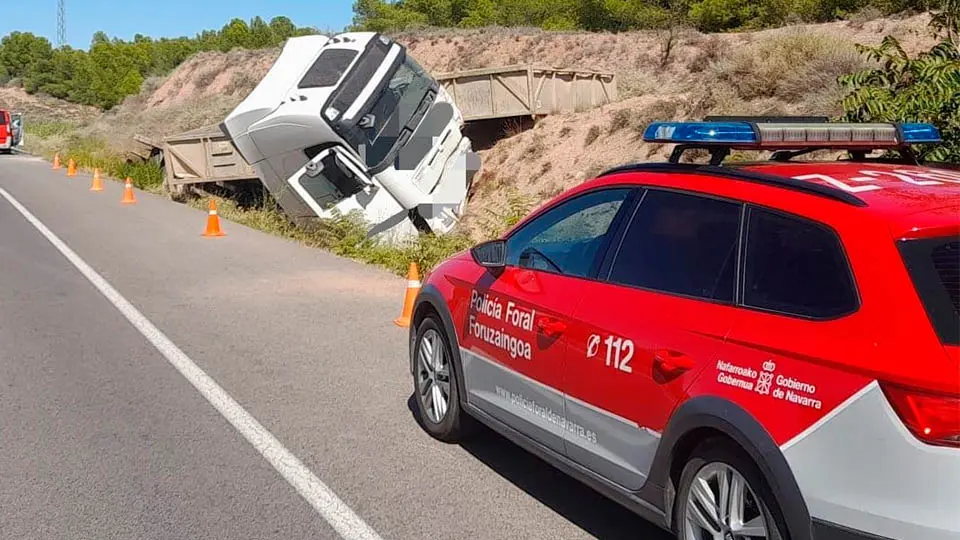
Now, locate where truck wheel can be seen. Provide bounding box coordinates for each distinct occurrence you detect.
[674,441,786,540]
[411,316,473,442]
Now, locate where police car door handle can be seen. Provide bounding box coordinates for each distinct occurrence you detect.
[654,349,696,373]
[537,317,567,335]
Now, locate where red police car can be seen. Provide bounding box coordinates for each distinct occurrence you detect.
[0,109,14,153]
[408,118,960,540]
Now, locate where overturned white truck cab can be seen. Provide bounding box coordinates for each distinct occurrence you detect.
[222,33,479,242]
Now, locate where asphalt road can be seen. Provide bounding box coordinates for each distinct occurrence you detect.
[0,154,673,540]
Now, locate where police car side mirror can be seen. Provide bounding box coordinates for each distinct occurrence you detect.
[471,240,506,270]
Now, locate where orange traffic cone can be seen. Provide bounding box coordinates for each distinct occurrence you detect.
[90,169,104,192]
[52,153,62,169]
[120,177,136,205]
[202,199,225,237]
[394,263,422,328]
[66,159,77,177]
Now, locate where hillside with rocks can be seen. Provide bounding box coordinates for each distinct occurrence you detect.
[2,13,939,239]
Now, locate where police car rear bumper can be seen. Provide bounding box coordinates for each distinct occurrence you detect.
[783,382,960,540]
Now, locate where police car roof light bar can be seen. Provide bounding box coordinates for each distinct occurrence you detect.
[642,120,942,164]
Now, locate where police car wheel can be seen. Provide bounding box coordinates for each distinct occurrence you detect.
[412,316,469,442]
[674,441,785,540]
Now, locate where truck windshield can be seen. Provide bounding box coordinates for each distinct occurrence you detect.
[359,55,434,167]
[329,52,435,171]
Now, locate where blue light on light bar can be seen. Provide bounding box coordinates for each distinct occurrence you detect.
[900,123,942,144]
[643,122,757,145]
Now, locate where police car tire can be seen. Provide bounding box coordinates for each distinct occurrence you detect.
[674,440,786,540]
[412,316,474,443]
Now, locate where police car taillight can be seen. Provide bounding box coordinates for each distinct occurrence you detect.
[882,383,960,448]
[641,121,942,150]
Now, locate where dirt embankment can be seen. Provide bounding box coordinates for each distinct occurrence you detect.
[0,87,99,124]
[2,13,938,238]
[399,14,935,237]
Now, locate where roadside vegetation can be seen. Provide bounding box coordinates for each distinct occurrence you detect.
[352,0,933,32]
[841,0,960,161]
[24,122,165,191]
[186,196,475,275]
[0,17,315,110]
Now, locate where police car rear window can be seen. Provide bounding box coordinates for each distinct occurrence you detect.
[900,237,960,345]
[743,208,858,319]
[298,49,358,89]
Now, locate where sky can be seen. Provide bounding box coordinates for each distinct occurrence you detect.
[1,0,356,49]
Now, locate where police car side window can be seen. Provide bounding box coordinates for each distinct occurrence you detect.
[608,189,742,302]
[743,208,858,318]
[505,188,631,278]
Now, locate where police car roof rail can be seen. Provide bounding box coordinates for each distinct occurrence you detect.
[596,162,868,207]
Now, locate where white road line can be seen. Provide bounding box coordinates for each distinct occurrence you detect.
[0,187,383,540]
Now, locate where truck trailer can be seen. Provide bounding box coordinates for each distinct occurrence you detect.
[222,33,479,243]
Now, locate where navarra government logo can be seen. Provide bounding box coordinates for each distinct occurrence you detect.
[756,371,774,395]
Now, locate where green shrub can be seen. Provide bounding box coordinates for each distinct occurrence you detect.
[840,23,960,162]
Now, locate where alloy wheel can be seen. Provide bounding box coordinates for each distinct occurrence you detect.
[416,328,451,424]
[683,462,770,540]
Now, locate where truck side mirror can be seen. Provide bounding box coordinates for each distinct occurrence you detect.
[471,240,506,270]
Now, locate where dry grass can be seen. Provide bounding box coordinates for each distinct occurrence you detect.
[194,68,220,90]
[608,109,633,133]
[524,139,545,159]
[712,32,868,103]
[584,125,601,146]
[225,71,261,97]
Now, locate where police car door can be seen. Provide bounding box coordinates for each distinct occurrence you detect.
[563,187,742,491]
[460,187,635,456]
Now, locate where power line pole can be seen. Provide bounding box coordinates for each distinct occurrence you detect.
[57,0,66,47]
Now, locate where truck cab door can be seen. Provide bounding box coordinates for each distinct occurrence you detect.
[286,146,374,217]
